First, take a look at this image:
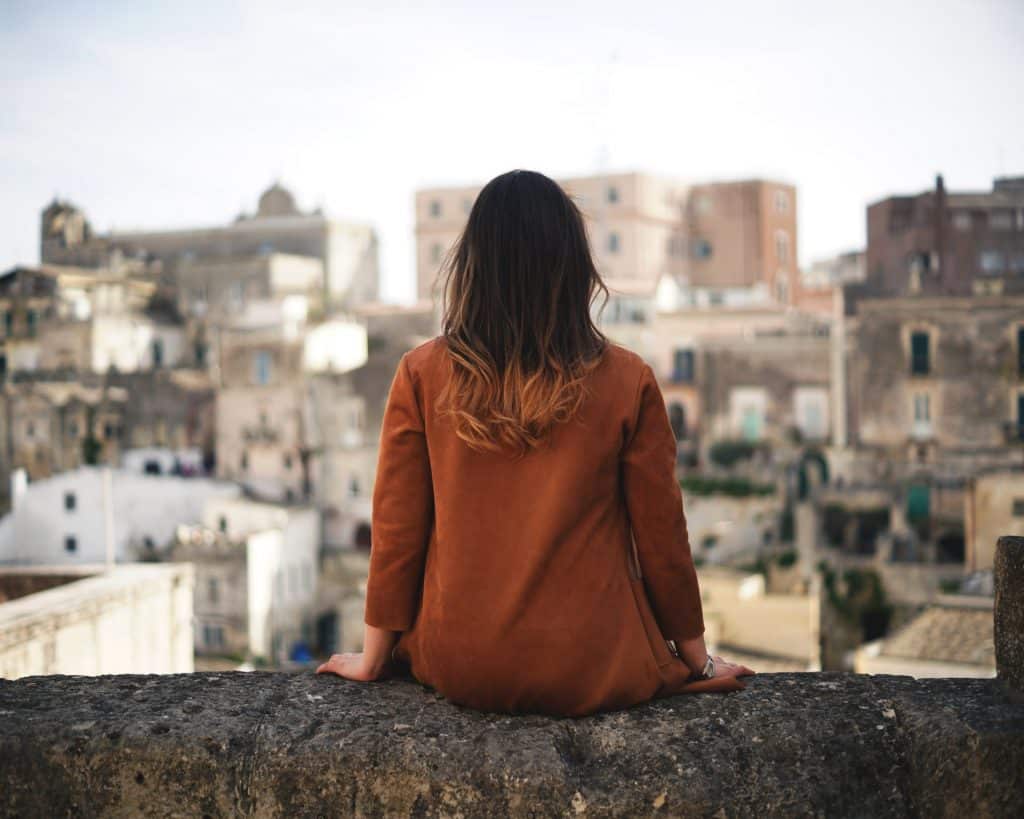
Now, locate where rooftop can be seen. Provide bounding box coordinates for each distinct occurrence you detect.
[881,604,996,668]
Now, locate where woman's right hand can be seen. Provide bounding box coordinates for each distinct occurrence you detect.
[710,655,756,679]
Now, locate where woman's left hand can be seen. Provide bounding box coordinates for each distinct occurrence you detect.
[315,652,389,681]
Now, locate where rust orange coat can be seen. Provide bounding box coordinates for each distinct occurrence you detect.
[364,336,744,717]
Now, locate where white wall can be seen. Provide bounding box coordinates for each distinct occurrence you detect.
[1,468,240,565]
[200,498,320,661]
[245,507,320,661]
[0,564,194,679]
[700,568,820,667]
[854,640,996,678]
[91,316,185,372]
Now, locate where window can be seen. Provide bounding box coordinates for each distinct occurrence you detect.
[462,198,472,214]
[27,310,37,337]
[913,393,931,422]
[775,230,790,267]
[608,232,620,254]
[3,311,11,337]
[672,349,695,383]
[917,391,933,442]
[303,563,313,592]
[430,243,442,264]
[1018,327,1024,377]
[692,239,712,260]
[952,211,972,231]
[607,186,620,204]
[990,211,1014,231]
[429,200,442,218]
[64,492,76,512]
[253,351,272,385]
[730,388,766,442]
[208,578,219,605]
[283,453,293,469]
[1013,498,1024,518]
[218,515,228,533]
[68,421,78,437]
[26,421,34,438]
[979,250,1004,275]
[775,272,790,304]
[64,535,77,553]
[349,476,360,497]
[910,331,930,375]
[240,451,249,470]
[774,190,789,213]
[794,387,829,441]
[151,339,164,368]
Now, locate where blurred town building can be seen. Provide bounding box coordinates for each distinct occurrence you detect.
[169,496,319,664]
[853,598,995,678]
[2,169,1019,679]
[0,466,239,565]
[40,183,380,313]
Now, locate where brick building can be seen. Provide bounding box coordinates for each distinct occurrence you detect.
[858,175,1024,304]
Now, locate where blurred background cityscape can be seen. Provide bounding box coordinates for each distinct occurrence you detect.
[1,1,1022,682]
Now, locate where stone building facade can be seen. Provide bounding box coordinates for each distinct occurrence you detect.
[845,295,1024,478]
[40,183,380,313]
[415,173,802,311]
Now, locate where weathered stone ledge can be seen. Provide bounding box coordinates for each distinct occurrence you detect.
[1,671,1022,817]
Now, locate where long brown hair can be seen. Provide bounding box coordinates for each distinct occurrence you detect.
[437,169,611,459]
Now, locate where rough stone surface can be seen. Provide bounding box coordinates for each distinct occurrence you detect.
[995,535,1024,701]
[1,671,1023,818]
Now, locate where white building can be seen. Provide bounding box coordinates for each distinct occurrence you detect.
[121,447,206,476]
[0,467,241,565]
[0,563,194,679]
[171,496,320,663]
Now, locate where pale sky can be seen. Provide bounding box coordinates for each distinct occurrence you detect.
[2,0,1022,303]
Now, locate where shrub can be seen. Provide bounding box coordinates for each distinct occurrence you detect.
[680,476,775,498]
[708,440,758,469]
[775,549,798,568]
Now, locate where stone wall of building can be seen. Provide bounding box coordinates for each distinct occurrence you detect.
[0,564,193,679]
[847,295,1024,464]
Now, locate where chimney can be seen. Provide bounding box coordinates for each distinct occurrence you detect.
[934,173,948,293]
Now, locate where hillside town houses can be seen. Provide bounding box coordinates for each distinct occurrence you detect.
[3,171,1021,679]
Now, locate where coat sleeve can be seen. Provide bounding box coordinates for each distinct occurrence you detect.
[363,352,435,631]
[621,363,705,642]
